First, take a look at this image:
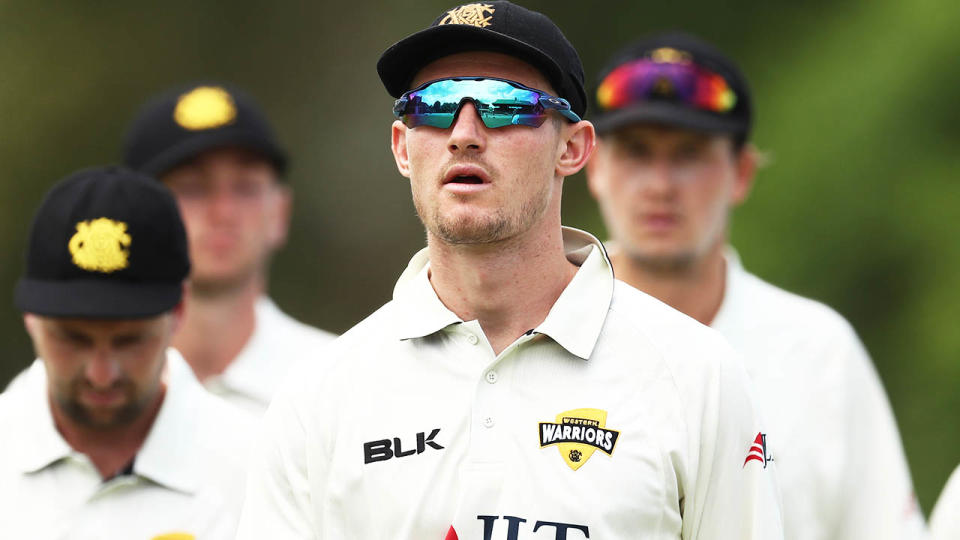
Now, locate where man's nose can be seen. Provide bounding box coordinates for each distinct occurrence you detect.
[207,183,242,221]
[447,101,487,153]
[637,160,678,196]
[84,349,122,389]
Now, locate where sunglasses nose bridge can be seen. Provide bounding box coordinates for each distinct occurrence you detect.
[449,97,485,127]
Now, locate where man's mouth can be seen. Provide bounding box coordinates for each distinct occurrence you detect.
[447,175,484,185]
[443,165,490,186]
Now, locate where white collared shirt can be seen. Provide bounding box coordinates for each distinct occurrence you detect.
[931,465,960,540]
[202,296,337,414]
[711,250,927,540]
[0,349,254,540]
[237,227,783,540]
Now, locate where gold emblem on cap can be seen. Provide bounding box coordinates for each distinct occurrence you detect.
[150,534,195,540]
[651,47,692,64]
[173,86,237,130]
[68,218,132,273]
[439,3,495,27]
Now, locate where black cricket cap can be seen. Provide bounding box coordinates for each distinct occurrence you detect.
[377,1,587,118]
[15,166,190,319]
[123,83,287,178]
[592,32,753,142]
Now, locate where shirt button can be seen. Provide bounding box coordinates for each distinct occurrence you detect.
[483,416,495,428]
[485,370,498,384]
[467,334,479,345]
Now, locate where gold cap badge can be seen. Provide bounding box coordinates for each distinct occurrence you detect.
[151,534,195,540]
[439,3,495,27]
[173,86,237,130]
[68,218,132,273]
[650,47,692,64]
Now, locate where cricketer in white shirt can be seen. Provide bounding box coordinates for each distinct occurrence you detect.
[201,296,337,414]
[0,349,253,540]
[237,228,783,540]
[931,465,960,540]
[710,249,926,540]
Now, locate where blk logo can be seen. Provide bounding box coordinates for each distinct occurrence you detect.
[363,428,444,464]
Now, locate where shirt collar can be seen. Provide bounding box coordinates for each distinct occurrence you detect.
[132,349,206,494]
[10,360,73,474]
[208,296,280,405]
[391,248,464,340]
[709,246,744,330]
[12,350,205,493]
[391,227,614,360]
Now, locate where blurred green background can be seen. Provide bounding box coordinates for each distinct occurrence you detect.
[1,0,957,515]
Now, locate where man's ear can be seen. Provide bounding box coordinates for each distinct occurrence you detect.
[267,183,292,250]
[391,121,412,178]
[585,138,607,200]
[556,120,596,178]
[169,298,186,335]
[732,143,759,206]
[23,313,37,338]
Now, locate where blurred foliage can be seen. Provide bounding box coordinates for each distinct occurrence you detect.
[0,0,956,515]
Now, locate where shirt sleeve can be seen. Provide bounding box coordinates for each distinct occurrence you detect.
[236,389,320,540]
[931,465,960,540]
[682,347,785,540]
[833,328,928,540]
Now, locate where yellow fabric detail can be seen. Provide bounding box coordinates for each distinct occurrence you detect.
[174,86,237,130]
[68,218,131,273]
[439,4,495,27]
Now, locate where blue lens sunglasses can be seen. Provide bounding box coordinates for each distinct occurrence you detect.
[393,77,581,129]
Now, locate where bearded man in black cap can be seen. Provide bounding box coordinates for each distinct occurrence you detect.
[123,84,335,415]
[586,32,926,540]
[239,4,783,539]
[0,167,252,539]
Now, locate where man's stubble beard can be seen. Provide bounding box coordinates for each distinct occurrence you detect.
[415,180,553,245]
[189,260,267,299]
[56,377,156,431]
[623,249,698,275]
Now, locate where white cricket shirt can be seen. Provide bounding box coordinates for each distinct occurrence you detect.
[711,250,927,540]
[931,465,960,540]
[202,296,337,414]
[0,349,253,540]
[237,227,784,540]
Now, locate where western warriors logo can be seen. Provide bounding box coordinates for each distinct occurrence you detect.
[539,408,620,471]
[743,432,772,468]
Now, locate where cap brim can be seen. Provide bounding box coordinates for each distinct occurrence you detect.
[15,278,183,319]
[139,128,288,178]
[592,102,747,136]
[378,24,565,98]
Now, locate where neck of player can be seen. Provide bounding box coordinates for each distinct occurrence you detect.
[172,274,264,381]
[426,204,578,356]
[612,239,727,326]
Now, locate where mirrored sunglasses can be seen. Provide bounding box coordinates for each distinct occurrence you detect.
[597,57,737,114]
[394,77,581,129]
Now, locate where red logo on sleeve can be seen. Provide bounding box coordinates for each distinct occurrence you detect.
[743,432,772,468]
[445,526,459,540]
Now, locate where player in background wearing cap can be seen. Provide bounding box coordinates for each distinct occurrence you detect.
[123,84,336,414]
[931,466,960,539]
[585,32,927,540]
[238,3,782,539]
[0,167,251,539]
